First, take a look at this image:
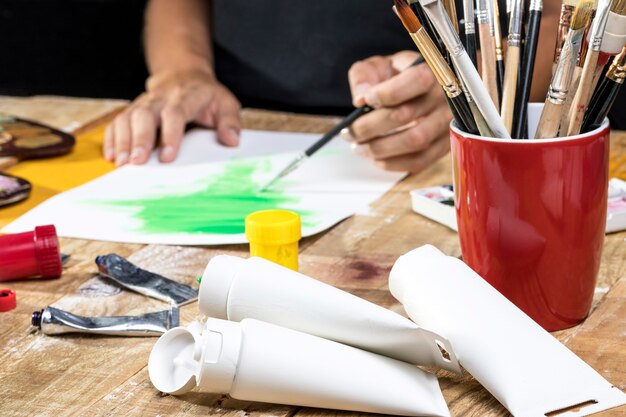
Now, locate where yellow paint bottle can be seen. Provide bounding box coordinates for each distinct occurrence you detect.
[245,210,301,271]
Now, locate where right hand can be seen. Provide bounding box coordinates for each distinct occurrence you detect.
[104,68,241,166]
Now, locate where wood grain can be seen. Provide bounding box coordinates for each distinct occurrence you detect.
[0,97,624,417]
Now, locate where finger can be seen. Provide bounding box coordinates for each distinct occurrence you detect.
[363,63,436,109]
[373,132,451,173]
[103,123,115,162]
[214,93,241,147]
[355,106,452,159]
[159,104,187,163]
[129,107,158,164]
[349,90,444,142]
[348,56,395,107]
[113,112,132,166]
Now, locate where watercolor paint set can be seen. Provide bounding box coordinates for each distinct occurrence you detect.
[0,173,31,207]
[607,178,626,233]
[0,115,75,169]
[409,185,457,231]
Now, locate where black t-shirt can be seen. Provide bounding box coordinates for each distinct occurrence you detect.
[212,0,626,128]
[212,0,415,115]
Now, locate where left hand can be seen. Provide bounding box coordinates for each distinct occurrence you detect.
[345,50,452,172]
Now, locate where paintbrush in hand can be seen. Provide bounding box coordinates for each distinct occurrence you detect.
[582,45,626,131]
[418,0,510,138]
[567,0,615,135]
[501,0,524,132]
[259,56,426,192]
[535,0,595,139]
[394,0,478,134]
[513,0,543,138]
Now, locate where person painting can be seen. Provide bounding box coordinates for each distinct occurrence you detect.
[105,0,622,171]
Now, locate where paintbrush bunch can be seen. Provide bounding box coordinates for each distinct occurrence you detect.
[391,0,626,139]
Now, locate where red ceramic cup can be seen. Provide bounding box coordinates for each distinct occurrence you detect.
[450,104,610,331]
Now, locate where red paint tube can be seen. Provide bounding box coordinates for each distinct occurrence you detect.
[0,225,62,281]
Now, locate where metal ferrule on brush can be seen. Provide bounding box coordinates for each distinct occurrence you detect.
[607,48,626,83]
[463,0,476,33]
[554,6,574,63]
[420,0,465,56]
[487,0,497,36]
[588,0,613,51]
[508,0,524,47]
[530,0,543,12]
[477,0,490,24]
[412,32,463,97]
[548,29,585,103]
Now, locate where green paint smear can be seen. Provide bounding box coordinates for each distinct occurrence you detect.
[92,158,317,235]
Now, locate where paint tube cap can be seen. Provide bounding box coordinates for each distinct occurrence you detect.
[245,210,301,245]
[149,327,199,395]
[0,224,62,281]
[34,225,63,277]
[198,255,245,318]
[148,318,242,395]
[0,289,16,312]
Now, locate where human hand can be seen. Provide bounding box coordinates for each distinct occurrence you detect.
[345,51,452,172]
[104,68,241,166]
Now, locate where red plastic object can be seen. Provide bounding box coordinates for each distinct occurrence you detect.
[450,119,609,331]
[0,289,16,312]
[0,225,62,281]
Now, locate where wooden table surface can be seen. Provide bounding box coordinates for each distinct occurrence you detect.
[1,96,625,417]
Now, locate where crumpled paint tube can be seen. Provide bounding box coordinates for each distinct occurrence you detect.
[389,245,626,417]
[96,254,198,306]
[31,306,179,336]
[199,255,461,373]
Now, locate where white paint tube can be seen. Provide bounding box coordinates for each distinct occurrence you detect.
[198,255,460,373]
[388,245,626,417]
[148,318,451,417]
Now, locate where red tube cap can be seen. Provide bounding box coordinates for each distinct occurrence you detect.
[0,225,62,281]
[0,289,16,312]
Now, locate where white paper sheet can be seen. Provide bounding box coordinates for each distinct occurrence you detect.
[3,129,403,245]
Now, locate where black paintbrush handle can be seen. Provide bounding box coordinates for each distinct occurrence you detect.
[581,77,622,132]
[466,33,478,69]
[450,93,479,134]
[305,105,372,157]
[513,9,541,139]
[446,96,468,133]
[305,55,427,157]
[496,59,505,104]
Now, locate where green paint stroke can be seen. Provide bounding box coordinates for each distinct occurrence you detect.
[95,158,316,235]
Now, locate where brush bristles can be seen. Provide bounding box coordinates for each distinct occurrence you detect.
[612,0,626,14]
[394,0,422,33]
[570,0,596,29]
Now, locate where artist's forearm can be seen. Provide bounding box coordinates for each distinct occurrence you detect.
[530,0,561,101]
[144,0,214,77]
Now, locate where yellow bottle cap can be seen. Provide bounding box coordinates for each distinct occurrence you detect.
[245,210,301,245]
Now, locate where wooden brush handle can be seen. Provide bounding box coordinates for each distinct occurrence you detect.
[479,24,500,110]
[567,50,600,136]
[501,46,520,132]
[535,100,563,139]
